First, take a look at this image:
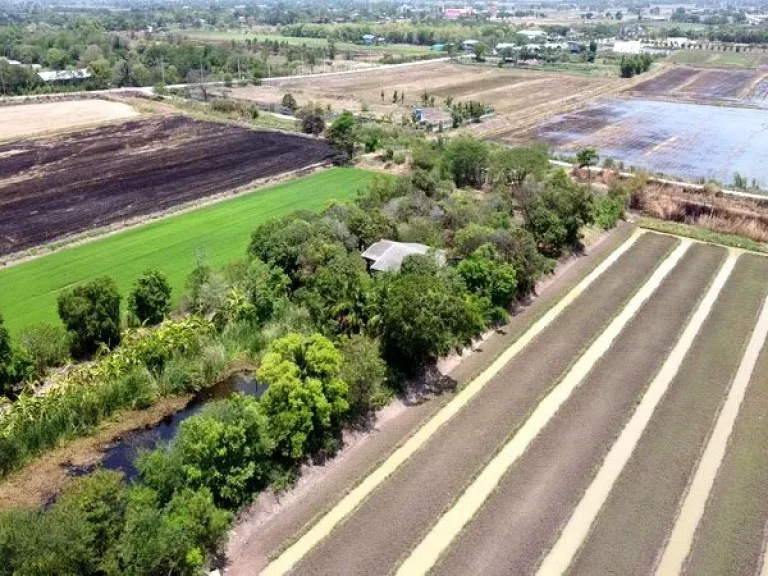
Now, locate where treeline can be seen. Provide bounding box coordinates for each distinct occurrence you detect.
[619,53,653,78]
[0,135,628,573]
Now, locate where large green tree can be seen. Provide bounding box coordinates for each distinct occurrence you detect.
[129,269,172,326]
[57,277,122,356]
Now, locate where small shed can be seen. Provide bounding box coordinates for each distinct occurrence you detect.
[362,240,445,272]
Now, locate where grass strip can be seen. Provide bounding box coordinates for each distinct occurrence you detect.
[638,217,768,253]
[682,309,768,575]
[568,253,768,576]
[0,168,378,335]
[281,234,678,576]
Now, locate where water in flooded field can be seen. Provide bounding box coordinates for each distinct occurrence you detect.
[537,99,768,189]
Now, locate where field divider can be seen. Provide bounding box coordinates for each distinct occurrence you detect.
[655,291,768,576]
[536,249,739,576]
[259,231,645,576]
[395,239,692,576]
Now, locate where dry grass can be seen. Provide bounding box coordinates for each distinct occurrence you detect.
[633,184,768,244]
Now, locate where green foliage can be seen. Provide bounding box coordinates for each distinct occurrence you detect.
[129,269,172,326]
[595,196,626,229]
[326,110,357,157]
[442,136,490,188]
[0,313,34,397]
[489,145,550,187]
[296,103,326,136]
[281,92,298,111]
[375,264,486,371]
[17,323,70,380]
[338,334,389,416]
[619,53,653,77]
[457,244,518,309]
[138,394,275,508]
[57,276,122,356]
[576,147,600,169]
[258,333,349,459]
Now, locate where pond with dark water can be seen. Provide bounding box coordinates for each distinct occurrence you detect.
[69,373,268,481]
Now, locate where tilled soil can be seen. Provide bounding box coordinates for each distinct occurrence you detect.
[290,233,677,576]
[433,243,725,576]
[569,254,768,576]
[0,116,335,256]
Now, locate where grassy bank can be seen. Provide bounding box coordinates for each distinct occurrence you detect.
[0,168,379,335]
[637,218,768,253]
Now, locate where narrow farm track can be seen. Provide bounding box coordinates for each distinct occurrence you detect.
[567,254,768,576]
[430,243,725,576]
[280,233,677,576]
[682,307,768,575]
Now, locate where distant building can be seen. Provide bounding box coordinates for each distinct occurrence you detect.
[612,40,644,54]
[362,240,446,272]
[444,7,475,19]
[361,34,377,45]
[431,43,446,52]
[461,39,479,51]
[37,69,92,83]
[517,29,547,41]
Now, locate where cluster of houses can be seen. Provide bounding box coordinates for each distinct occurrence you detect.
[0,57,91,84]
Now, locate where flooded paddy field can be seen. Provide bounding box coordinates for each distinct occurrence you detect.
[532,99,768,187]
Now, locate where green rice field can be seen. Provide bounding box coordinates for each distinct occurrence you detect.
[0,168,379,335]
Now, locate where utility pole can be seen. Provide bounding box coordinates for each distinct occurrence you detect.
[160,55,165,85]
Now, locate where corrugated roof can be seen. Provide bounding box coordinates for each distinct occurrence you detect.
[37,69,91,82]
[362,239,445,272]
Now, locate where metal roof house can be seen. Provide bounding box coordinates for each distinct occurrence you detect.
[37,69,91,83]
[362,240,446,272]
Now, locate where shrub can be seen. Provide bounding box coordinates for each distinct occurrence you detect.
[57,276,122,356]
[393,151,406,165]
[338,335,389,417]
[296,103,326,135]
[18,323,70,379]
[281,92,298,111]
[595,196,626,229]
[442,136,490,188]
[129,269,172,326]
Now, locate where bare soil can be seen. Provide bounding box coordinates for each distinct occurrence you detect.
[569,254,768,576]
[289,233,676,576]
[433,243,725,576]
[0,115,335,256]
[0,99,139,141]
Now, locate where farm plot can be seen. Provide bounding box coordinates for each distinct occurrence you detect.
[0,99,139,141]
[255,61,616,126]
[0,168,377,335]
[526,98,768,187]
[0,115,335,257]
[259,231,768,576]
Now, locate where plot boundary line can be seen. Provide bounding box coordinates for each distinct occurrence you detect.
[395,239,691,576]
[535,249,739,576]
[259,231,644,575]
[655,292,768,576]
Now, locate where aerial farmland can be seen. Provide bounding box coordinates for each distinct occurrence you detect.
[236,228,768,576]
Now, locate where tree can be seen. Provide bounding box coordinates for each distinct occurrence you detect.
[442,136,490,188]
[576,147,600,180]
[325,110,356,157]
[281,92,298,111]
[57,276,122,356]
[258,333,349,458]
[489,145,549,188]
[129,269,171,326]
[338,335,388,417]
[457,244,518,308]
[296,103,326,135]
[473,42,488,61]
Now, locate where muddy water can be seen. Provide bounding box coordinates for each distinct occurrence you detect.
[71,373,268,481]
[537,99,768,188]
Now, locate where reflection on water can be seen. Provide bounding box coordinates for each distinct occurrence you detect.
[70,373,268,481]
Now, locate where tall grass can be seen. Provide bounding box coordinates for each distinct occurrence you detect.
[0,317,216,476]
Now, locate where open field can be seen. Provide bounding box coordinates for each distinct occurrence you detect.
[0,99,140,141]
[227,60,622,136]
[668,49,768,69]
[628,66,768,106]
[528,98,768,187]
[0,168,378,335]
[252,230,768,576]
[0,115,335,257]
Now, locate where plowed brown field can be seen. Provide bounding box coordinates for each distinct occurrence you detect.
[0,116,335,256]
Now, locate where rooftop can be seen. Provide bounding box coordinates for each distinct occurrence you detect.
[361,240,445,272]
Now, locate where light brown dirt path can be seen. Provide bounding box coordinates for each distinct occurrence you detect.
[656,294,768,575]
[568,253,768,576]
[538,247,738,576]
[281,233,677,576]
[430,243,725,576]
[226,224,636,575]
[679,303,768,576]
